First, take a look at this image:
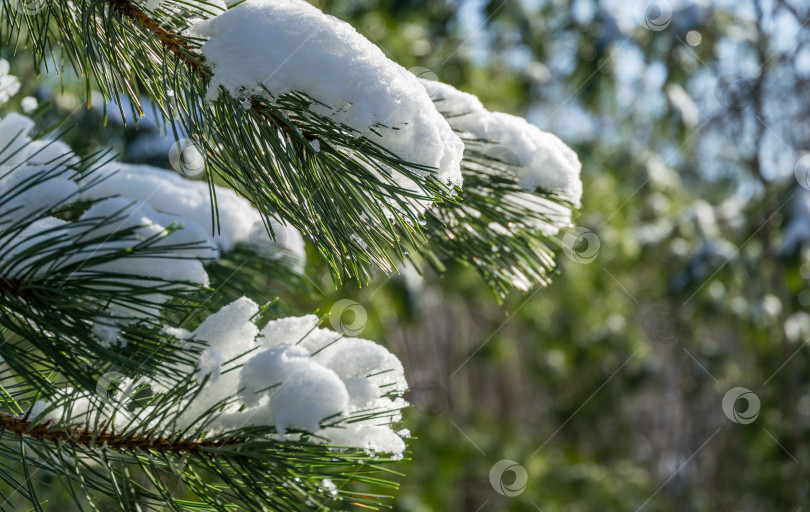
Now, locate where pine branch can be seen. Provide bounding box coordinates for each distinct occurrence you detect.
[107,0,206,76]
[106,0,310,144]
[410,82,581,299]
[1,0,461,283]
[0,123,321,397]
[413,134,572,300]
[0,411,235,456]
[0,365,406,512]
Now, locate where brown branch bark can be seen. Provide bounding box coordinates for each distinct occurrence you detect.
[0,411,233,456]
[106,0,312,140]
[107,0,209,77]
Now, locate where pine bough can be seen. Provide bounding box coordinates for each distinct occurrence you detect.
[0,0,582,510]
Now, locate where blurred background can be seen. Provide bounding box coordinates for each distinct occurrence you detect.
[3,0,810,510]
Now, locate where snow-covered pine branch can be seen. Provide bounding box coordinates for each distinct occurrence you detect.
[414,79,582,296]
[30,297,407,454]
[0,96,408,510]
[6,300,408,510]
[0,105,307,390]
[0,0,585,505]
[1,0,580,285]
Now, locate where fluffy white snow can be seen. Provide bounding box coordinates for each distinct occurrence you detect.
[75,197,212,287]
[20,96,37,113]
[0,114,76,169]
[0,169,79,227]
[0,60,20,105]
[421,79,582,209]
[0,110,306,344]
[78,163,305,263]
[192,296,259,361]
[187,0,464,189]
[170,297,407,454]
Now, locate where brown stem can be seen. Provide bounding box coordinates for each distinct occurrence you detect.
[0,411,233,456]
[107,0,209,77]
[106,0,312,140]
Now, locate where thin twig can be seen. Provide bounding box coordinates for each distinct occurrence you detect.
[107,0,209,76]
[106,0,311,139]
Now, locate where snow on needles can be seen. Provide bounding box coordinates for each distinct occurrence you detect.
[38,298,409,454]
[421,79,583,226]
[187,0,464,189]
[78,162,305,261]
[0,110,306,343]
[177,297,408,454]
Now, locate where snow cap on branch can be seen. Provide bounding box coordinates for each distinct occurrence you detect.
[0,112,306,344]
[188,0,464,188]
[422,79,582,207]
[79,163,306,264]
[176,298,408,454]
